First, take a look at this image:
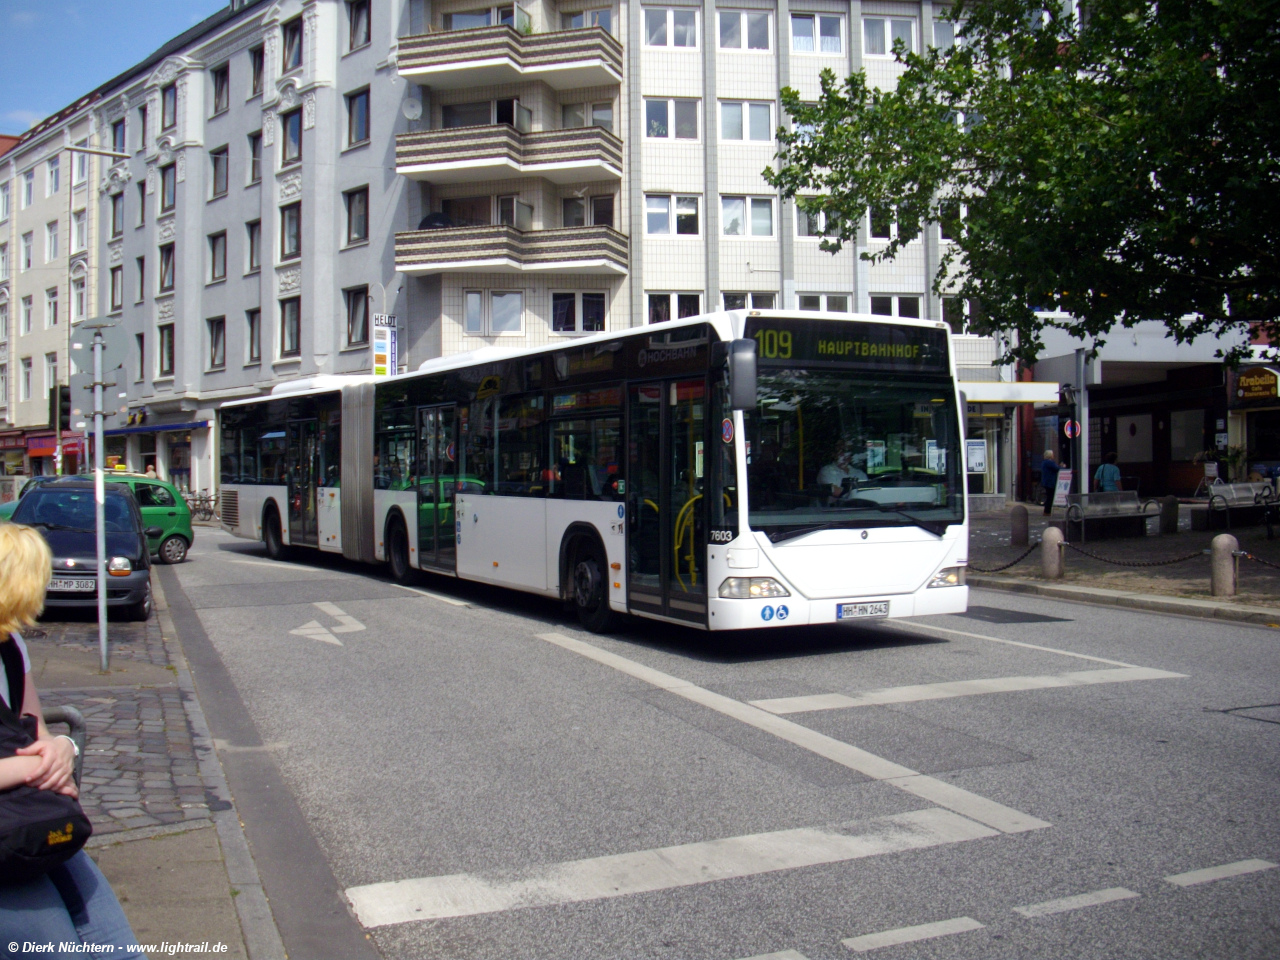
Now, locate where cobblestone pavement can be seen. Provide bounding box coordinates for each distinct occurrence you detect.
[28,610,221,837]
[969,504,1280,608]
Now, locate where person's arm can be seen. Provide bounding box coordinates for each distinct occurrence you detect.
[13,670,78,797]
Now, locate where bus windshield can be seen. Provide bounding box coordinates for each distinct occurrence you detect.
[745,372,964,539]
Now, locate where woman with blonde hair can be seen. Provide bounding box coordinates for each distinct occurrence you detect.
[0,523,146,957]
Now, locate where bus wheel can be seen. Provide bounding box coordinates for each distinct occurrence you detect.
[264,508,288,561]
[387,516,413,583]
[573,540,616,633]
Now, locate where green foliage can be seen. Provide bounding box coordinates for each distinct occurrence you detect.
[766,0,1280,365]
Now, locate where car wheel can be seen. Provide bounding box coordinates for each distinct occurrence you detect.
[159,535,189,564]
[264,508,289,561]
[387,516,412,583]
[573,539,617,634]
[123,585,152,622]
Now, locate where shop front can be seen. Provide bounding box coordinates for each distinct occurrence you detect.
[960,380,1060,512]
[1230,366,1280,484]
[1,431,26,476]
[25,432,84,476]
[99,419,213,493]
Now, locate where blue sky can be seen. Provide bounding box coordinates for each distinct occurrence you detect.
[0,1,232,136]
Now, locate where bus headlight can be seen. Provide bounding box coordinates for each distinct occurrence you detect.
[719,577,791,599]
[108,557,133,576]
[928,566,965,588]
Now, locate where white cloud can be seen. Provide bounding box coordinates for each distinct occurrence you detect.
[11,10,38,25]
[4,110,45,130]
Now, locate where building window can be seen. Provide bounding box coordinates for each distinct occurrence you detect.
[562,101,613,132]
[137,183,147,224]
[551,291,607,334]
[0,365,6,406]
[242,132,260,184]
[563,8,612,31]
[72,209,87,251]
[72,277,87,319]
[934,19,956,52]
[109,269,123,311]
[590,195,615,228]
[0,243,7,281]
[645,98,698,139]
[281,109,302,165]
[209,232,227,282]
[45,221,59,261]
[869,206,896,239]
[344,286,369,345]
[160,164,176,211]
[793,14,842,53]
[212,64,230,115]
[798,293,849,312]
[19,358,32,402]
[159,243,175,292]
[344,187,369,244]
[161,83,177,129]
[22,171,34,208]
[644,8,698,47]
[135,257,145,302]
[796,202,840,238]
[723,292,775,310]
[158,323,175,377]
[719,10,770,49]
[348,0,371,49]
[280,203,301,259]
[246,309,261,363]
[0,303,6,339]
[246,220,261,272]
[135,334,145,381]
[45,288,58,328]
[870,295,921,318]
[282,17,304,71]
[111,119,126,155]
[135,105,148,151]
[207,317,226,370]
[939,199,963,241]
[21,233,33,271]
[75,140,90,181]
[720,101,771,141]
[109,193,124,238]
[722,196,773,236]
[645,194,699,235]
[46,158,60,196]
[210,147,229,197]
[646,292,701,324]
[461,290,524,336]
[346,89,370,145]
[280,297,301,357]
[44,354,58,398]
[21,296,33,334]
[250,46,265,96]
[864,17,914,56]
[0,182,9,220]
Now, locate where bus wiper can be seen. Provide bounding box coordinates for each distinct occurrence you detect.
[878,507,948,537]
[767,521,847,544]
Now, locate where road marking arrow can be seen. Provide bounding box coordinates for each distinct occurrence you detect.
[289,602,367,645]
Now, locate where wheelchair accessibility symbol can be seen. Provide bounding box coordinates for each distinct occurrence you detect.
[761,605,774,621]
[776,605,789,621]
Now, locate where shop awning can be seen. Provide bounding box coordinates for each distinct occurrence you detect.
[958,381,1059,404]
[103,419,211,437]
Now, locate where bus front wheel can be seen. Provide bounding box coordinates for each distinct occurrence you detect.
[387,516,413,583]
[264,508,288,561]
[573,540,617,634]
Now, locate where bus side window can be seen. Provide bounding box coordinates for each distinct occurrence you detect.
[496,393,546,497]
[464,398,497,495]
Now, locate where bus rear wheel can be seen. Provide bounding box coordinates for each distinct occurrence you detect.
[387,516,413,583]
[573,540,617,634]
[264,508,288,561]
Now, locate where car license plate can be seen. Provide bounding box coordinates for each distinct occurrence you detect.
[48,579,97,592]
[837,601,888,620]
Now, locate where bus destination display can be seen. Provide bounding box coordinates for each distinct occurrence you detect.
[745,318,949,374]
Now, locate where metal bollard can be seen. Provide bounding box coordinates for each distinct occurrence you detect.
[1011,504,1029,547]
[1210,533,1238,597]
[1041,525,1065,579]
[1159,496,1179,536]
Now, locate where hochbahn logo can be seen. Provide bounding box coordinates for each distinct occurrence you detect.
[637,344,699,367]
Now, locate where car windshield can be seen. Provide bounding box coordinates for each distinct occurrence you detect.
[13,489,138,532]
[745,372,965,538]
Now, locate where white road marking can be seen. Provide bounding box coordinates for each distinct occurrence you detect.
[345,807,996,928]
[289,620,342,645]
[535,632,1049,835]
[212,739,289,753]
[842,916,985,953]
[229,559,287,568]
[313,601,366,633]
[735,952,810,960]
[751,667,1186,715]
[1164,859,1278,887]
[1012,887,1139,918]
[391,583,469,606]
[884,621,1142,668]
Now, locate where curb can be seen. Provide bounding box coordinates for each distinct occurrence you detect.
[151,571,288,960]
[967,574,1280,627]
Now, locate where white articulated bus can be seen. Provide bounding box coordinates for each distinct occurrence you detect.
[219,310,968,631]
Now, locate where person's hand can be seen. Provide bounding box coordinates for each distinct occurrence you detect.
[16,735,76,795]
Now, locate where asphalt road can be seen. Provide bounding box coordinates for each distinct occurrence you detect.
[161,528,1280,960]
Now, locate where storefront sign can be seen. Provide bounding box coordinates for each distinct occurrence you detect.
[1053,469,1074,507]
[372,314,398,377]
[966,439,988,473]
[1237,367,1278,402]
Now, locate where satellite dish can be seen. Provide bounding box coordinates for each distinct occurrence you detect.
[402,98,423,120]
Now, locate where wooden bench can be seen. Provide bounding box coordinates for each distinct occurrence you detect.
[1190,482,1279,532]
[1064,491,1160,542]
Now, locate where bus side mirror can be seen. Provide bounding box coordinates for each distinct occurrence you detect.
[728,339,758,411]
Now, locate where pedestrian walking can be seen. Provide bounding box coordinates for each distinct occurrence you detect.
[1040,450,1060,515]
[1094,451,1122,492]
[0,523,148,959]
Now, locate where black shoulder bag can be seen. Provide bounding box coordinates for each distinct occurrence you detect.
[0,638,92,884]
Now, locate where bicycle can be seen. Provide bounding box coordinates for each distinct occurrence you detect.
[187,491,218,521]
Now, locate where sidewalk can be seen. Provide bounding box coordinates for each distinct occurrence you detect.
[28,572,284,959]
[968,503,1280,624]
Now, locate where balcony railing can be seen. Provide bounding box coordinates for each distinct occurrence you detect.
[396,224,628,276]
[397,25,623,90]
[396,125,623,184]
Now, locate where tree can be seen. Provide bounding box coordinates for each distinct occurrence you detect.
[766,0,1280,364]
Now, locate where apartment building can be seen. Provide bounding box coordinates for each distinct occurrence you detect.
[65,0,1043,499]
[0,97,101,476]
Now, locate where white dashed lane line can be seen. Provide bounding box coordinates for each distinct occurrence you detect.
[1164,859,1278,887]
[1012,887,1140,918]
[842,916,986,953]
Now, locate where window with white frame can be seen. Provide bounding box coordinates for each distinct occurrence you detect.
[563,8,611,32]
[644,8,698,47]
[72,210,86,251]
[933,18,956,51]
[72,277,86,320]
[792,14,842,53]
[869,294,921,318]
[647,292,701,324]
[562,101,613,133]
[720,101,772,141]
[721,196,774,236]
[938,198,963,241]
[21,233,33,271]
[20,358,32,402]
[207,316,226,370]
[46,157,59,196]
[344,286,369,345]
[0,243,7,281]
[45,222,58,261]
[798,293,850,312]
[74,142,89,183]
[0,303,6,340]
[869,205,895,239]
[22,171,34,208]
[45,354,57,397]
[719,10,770,49]
[462,289,524,336]
[21,296,33,334]
[645,195,699,235]
[795,202,841,238]
[722,292,775,310]
[135,107,147,151]
[645,98,699,139]
[158,322,175,376]
[0,182,9,220]
[44,288,58,328]
[0,365,6,405]
[551,291,606,334]
[864,17,914,56]
[443,5,529,31]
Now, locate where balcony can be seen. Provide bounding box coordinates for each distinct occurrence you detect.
[396,224,628,276]
[397,125,623,185]
[397,26,622,91]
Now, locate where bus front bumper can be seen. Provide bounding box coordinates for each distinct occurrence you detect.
[707,585,968,630]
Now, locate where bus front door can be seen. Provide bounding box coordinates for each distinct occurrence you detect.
[287,419,320,546]
[627,379,707,624]
[416,405,458,571]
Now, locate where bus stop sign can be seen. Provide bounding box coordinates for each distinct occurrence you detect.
[1063,419,1081,439]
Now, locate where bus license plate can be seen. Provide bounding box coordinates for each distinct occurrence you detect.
[837,601,888,620]
[49,579,96,592]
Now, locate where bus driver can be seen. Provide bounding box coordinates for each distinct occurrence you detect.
[818,438,869,498]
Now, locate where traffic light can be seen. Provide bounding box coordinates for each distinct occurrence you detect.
[48,384,72,433]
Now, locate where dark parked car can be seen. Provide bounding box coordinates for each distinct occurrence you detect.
[10,479,158,621]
